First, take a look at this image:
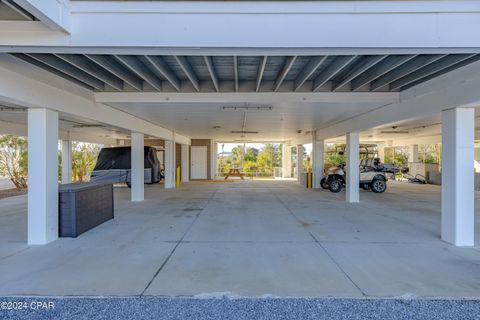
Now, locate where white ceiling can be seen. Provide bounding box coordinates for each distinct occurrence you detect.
[108,101,387,142]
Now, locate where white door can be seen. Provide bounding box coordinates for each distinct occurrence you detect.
[191,146,208,179]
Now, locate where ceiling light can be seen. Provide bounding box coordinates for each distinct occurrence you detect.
[231,131,259,134]
[380,131,409,134]
[222,105,272,111]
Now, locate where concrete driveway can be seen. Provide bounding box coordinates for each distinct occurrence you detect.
[0,180,479,297]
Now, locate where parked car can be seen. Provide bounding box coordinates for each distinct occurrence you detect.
[90,146,163,187]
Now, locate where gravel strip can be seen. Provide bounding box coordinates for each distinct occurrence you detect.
[1,297,480,320]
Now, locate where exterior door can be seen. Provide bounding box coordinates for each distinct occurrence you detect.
[191,146,208,179]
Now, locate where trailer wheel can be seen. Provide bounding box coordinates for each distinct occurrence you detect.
[320,177,329,189]
[370,178,386,193]
[328,178,343,193]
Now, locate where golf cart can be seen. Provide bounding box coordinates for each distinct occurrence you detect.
[320,144,398,194]
[322,159,388,193]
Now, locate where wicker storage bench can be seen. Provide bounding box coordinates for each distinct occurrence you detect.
[59,182,114,237]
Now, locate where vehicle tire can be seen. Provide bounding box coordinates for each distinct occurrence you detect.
[362,183,370,190]
[320,177,329,189]
[126,182,131,188]
[370,178,387,193]
[328,178,343,193]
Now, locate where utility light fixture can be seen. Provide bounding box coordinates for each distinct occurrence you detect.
[379,130,409,134]
[231,131,259,134]
[222,105,272,111]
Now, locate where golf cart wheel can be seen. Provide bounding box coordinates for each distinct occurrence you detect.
[320,177,329,189]
[370,179,386,193]
[362,183,370,190]
[328,179,343,193]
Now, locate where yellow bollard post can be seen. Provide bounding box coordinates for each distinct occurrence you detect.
[307,168,312,189]
[176,165,181,188]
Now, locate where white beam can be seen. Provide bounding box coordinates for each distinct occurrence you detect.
[316,61,480,140]
[61,139,72,184]
[94,92,398,104]
[282,143,292,178]
[346,132,359,203]
[131,132,144,201]
[27,108,58,245]
[164,140,175,188]
[6,1,480,48]
[13,0,70,32]
[441,108,474,246]
[0,64,175,140]
[181,144,189,183]
[408,144,419,163]
[296,144,303,183]
[0,120,118,145]
[312,135,324,189]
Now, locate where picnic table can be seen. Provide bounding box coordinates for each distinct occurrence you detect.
[224,168,245,180]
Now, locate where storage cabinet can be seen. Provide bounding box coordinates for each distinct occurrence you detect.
[59,182,114,237]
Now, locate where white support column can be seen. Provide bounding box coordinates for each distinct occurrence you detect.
[164,140,175,188]
[377,143,385,163]
[408,144,419,163]
[211,141,218,179]
[28,108,58,245]
[181,144,189,183]
[313,137,325,189]
[61,139,72,184]
[282,143,292,178]
[296,144,304,182]
[346,132,360,203]
[131,132,144,202]
[441,108,475,246]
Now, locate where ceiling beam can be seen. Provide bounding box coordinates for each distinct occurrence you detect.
[11,53,94,90]
[294,56,327,91]
[25,53,104,90]
[331,55,387,91]
[175,56,200,92]
[274,56,297,92]
[115,55,162,91]
[400,54,480,91]
[312,56,356,92]
[94,91,399,104]
[390,54,476,91]
[85,54,143,91]
[255,56,268,92]
[204,56,219,92]
[233,56,239,92]
[351,55,416,91]
[142,56,181,92]
[370,54,446,91]
[55,54,124,91]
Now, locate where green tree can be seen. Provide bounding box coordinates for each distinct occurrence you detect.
[231,145,244,168]
[257,144,281,176]
[71,142,101,182]
[0,135,28,188]
[419,144,441,164]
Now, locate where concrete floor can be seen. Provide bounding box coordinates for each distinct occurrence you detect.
[0,180,480,297]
